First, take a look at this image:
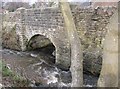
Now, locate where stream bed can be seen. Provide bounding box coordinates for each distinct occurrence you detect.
[1,48,98,87]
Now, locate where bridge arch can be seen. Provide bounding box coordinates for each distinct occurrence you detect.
[25,33,71,70]
[26,34,56,57]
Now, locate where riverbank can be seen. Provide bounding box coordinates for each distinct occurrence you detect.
[1,48,98,87]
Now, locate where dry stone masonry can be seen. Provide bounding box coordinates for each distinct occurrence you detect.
[2,4,116,74]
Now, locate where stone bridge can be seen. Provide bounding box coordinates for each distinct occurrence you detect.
[2,5,113,71]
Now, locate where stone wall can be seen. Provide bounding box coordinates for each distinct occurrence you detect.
[73,7,115,75]
[2,5,116,75]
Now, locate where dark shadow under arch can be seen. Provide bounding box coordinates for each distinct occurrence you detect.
[26,34,56,62]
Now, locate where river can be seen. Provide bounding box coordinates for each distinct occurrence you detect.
[1,48,98,87]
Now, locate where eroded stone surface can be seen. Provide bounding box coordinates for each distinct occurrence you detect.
[2,5,115,74]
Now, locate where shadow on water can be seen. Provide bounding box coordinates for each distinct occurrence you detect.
[26,43,56,65]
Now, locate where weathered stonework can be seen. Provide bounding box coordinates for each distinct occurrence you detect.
[2,5,115,74]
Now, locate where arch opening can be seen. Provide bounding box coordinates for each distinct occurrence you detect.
[27,34,56,63]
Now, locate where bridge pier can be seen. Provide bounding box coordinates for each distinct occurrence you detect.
[55,45,71,70]
[18,34,27,51]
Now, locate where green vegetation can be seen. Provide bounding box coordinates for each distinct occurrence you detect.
[0,60,30,87]
[2,64,12,77]
[0,61,12,77]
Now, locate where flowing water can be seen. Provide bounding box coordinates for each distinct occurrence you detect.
[1,48,98,87]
